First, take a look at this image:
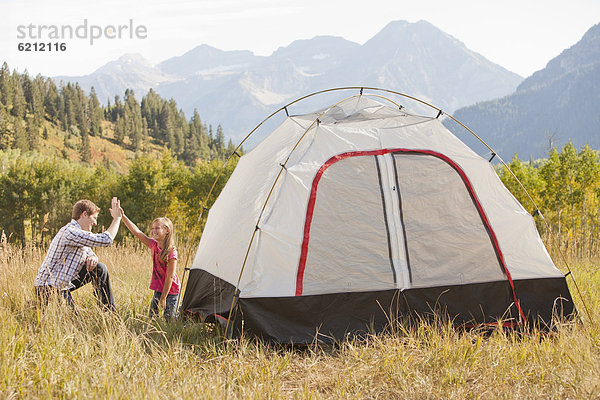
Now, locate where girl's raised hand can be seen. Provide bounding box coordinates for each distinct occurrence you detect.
[109,197,122,219]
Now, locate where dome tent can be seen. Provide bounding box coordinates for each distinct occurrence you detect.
[181,89,575,343]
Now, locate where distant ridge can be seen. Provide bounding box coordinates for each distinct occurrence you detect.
[54,20,523,146]
[446,23,600,160]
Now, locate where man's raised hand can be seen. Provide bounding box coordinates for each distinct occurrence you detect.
[106,197,123,240]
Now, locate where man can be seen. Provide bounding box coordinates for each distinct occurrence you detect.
[34,197,122,310]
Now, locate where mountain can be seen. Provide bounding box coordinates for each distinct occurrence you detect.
[158,44,262,77]
[54,20,523,146]
[54,54,173,103]
[445,23,600,160]
[345,20,521,112]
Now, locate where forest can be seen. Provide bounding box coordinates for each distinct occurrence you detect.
[0,148,235,247]
[500,142,600,258]
[0,62,235,163]
[0,63,599,261]
[0,63,237,246]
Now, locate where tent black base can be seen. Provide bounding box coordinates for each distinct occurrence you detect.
[182,269,576,344]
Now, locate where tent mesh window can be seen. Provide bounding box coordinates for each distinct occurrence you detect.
[302,155,396,294]
[301,151,507,294]
[393,153,505,287]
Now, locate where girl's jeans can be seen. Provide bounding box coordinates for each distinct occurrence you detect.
[149,291,178,322]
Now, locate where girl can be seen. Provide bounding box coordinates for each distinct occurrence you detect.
[120,208,180,322]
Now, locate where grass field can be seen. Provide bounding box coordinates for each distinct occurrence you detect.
[0,244,599,399]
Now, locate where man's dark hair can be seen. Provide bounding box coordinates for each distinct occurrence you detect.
[72,199,100,220]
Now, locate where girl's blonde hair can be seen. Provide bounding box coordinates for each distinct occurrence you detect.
[152,217,176,262]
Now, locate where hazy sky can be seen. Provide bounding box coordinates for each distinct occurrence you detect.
[2,0,599,78]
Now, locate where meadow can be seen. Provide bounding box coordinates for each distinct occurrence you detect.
[1,243,599,399]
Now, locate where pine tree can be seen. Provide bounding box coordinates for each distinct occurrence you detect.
[226,139,236,156]
[55,91,66,129]
[111,95,124,123]
[13,120,28,151]
[114,115,126,144]
[63,85,76,129]
[124,89,144,150]
[73,83,89,137]
[43,78,59,120]
[11,71,26,119]
[79,131,92,162]
[141,89,162,139]
[0,62,13,110]
[190,109,210,160]
[215,124,225,158]
[89,87,103,136]
[25,115,39,151]
[172,108,186,155]
[182,115,201,165]
[0,108,13,149]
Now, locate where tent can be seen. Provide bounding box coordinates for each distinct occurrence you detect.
[181,91,575,343]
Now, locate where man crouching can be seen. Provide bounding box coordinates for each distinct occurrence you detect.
[34,197,122,310]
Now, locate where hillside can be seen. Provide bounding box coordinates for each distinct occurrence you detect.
[445,23,600,160]
[29,120,157,172]
[0,64,235,170]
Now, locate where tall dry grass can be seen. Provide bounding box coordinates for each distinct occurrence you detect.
[0,244,599,399]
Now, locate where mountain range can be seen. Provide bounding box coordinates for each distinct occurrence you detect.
[55,20,523,147]
[445,23,600,160]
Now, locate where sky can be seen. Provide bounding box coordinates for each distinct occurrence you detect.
[1,0,599,78]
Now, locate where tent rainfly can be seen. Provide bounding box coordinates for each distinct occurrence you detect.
[181,93,575,343]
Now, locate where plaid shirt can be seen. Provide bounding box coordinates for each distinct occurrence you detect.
[34,220,113,290]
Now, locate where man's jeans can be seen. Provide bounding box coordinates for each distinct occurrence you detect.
[35,262,116,311]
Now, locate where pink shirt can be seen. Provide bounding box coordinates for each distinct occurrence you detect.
[149,239,180,295]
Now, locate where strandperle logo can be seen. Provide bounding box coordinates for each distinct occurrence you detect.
[16,19,148,45]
